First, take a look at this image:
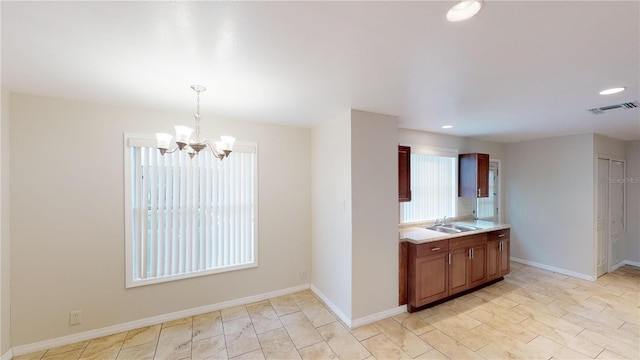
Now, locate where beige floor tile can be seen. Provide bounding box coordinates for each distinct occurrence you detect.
[154,323,192,360]
[423,308,482,330]
[247,301,283,335]
[528,335,564,356]
[467,309,538,343]
[298,299,336,328]
[162,317,192,328]
[298,342,337,360]
[223,316,261,358]
[193,311,224,342]
[430,318,487,351]
[413,348,449,360]
[115,342,155,360]
[391,313,434,336]
[191,334,227,360]
[419,329,483,360]
[577,329,640,359]
[229,349,265,360]
[280,311,324,349]
[360,333,412,359]
[317,321,371,360]
[552,346,596,360]
[514,305,584,336]
[222,305,250,323]
[42,349,84,360]
[269,295,300,316]
[122,325,161,349]
[290,290,316,304]
[350,323,381,341]
[79,332,127,360]
[372,318,433,357]
[258,328,301,360]
[14,350,47,360]
[44,341,90,357]
[475,300,529,323]
[518,318,603,358]
[596,349,632,360]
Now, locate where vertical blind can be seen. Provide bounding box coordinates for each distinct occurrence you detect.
[401,153,456,223]
[128,143,257,286]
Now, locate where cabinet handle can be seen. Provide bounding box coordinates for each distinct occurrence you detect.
[431,247,441,251]
[498,234,505,238]
[477,188,481,197]
[472,248,474,259]
[468,249,472,259]
[448,253,451,265]
[499,241,502,251]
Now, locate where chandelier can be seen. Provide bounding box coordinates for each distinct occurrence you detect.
[155,85,235,160]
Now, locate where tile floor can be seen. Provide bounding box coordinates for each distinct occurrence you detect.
[14,263,640,360]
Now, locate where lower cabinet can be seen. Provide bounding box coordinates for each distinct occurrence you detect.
[407,229,509,312]
[487,229,511,281]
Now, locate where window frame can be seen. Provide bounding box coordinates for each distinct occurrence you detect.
[123,133,259,288]
[399,145,459,225]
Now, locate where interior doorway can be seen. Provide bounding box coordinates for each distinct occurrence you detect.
[475,160,500,222]
[596,156,626,277]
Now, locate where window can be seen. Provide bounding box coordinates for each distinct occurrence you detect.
[476,161,498,221]
[124,135,258,287]
[400,148,457,224]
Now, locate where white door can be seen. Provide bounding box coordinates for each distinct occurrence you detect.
[609,160,625,267]
[476,161,499,222]
[596,158,609,277]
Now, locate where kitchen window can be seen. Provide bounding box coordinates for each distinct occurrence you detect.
[124,134,258,287]
[400,148,457,224]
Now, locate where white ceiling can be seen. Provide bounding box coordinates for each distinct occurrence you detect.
[2,1,639,143]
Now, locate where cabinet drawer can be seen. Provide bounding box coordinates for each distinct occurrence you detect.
[487,229,510,242]
[449,234,487,250]
[416,240,449,256]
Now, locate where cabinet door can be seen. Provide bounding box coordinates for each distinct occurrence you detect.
[468,245,487,288]
[500,239,510,276]
[449,248,468,295]
[399,146,411,202]
[458,153,490,198]
[414,253,449,306]
[486,240,500,281]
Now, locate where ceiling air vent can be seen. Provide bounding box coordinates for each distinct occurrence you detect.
[588,101,639,115]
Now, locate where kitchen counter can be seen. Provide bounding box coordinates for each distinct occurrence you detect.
[400,220,511,244]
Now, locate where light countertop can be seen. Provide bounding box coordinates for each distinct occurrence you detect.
[400,220,511,244]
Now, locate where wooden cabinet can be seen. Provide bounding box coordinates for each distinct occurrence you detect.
[399,146,411,202]
[405,228,509,312]
[459,153,490,198]
[487,229,510,281]
[408,240,449,309]
[449,234,487,295]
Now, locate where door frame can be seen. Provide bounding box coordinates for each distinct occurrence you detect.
[594,154,627,276]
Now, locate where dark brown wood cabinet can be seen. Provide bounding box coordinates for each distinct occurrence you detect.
[399,146,411,202]
[405,228,509,312]
[408,240,449,309]
[487,229,510,281]
[449,234,487,295]
[459,153,490,198]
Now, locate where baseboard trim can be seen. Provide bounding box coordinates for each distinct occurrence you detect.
[351,305,407,329]
[622,259,640,267]
[12,284,310,357]
[309,285,407,329]
[309,284,352,328]
[510,257,596,281]
[1,349,12,360]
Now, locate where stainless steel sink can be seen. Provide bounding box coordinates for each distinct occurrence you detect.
[425,224,479,234]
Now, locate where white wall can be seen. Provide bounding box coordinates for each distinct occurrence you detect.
[350,110,398,320]
[1,91,11,355]
[504,134,595,277]
[9,93,312,346]
[625,140,640,263]
[310,110,353,320]
[594,134,626,159]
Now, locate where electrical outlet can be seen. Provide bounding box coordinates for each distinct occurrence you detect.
[300,271,308,280]
[69,310,82,326]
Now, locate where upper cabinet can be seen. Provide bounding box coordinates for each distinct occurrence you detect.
[399,145,411,202]
[458,153,489,198]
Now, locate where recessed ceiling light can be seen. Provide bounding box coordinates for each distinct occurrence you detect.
[442,125,454,129]
[599,87,626,95]
[447,0,483,22]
